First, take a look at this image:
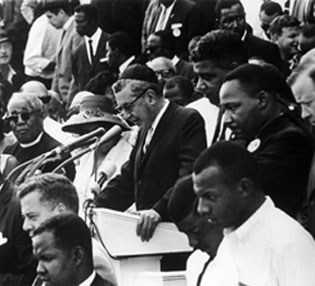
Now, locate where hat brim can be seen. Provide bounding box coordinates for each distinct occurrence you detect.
[62,113,130,135]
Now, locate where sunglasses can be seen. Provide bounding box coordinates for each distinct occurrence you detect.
[5,110,39,124]
[115,88,149,114]
[38,95,51,104]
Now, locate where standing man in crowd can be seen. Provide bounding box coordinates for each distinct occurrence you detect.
[193,141,315,285]
[219,63,313,218]
[95,64,206,241]
[44,0,82,107]
[18,173,117,286]
[69,4,110,103]
[32,214,112,286]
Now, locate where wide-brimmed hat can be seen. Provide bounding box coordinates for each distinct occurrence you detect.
[0,29,10,44]
[62,95,130,135]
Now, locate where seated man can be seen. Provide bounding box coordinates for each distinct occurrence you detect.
[193,141,315,285]
[32,213,111,286]
[95,64,207,241]
[147,56,176,86]
[0,171,36,285]
[168,175,223,286]
[3,92,75,183]
[18,173,117,286]
[220,63,313,218]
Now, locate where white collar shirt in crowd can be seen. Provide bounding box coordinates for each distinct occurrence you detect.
[155,0,176,32]
[79,270,96,286]
[84,27,102,64]
[210,196,315,286]
[143,99,169,153]
[119,55,136,74]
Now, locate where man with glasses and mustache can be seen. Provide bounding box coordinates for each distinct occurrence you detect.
[95,64,206,245]
[3,92,75,182]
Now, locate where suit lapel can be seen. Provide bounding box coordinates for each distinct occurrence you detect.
[56,20,74,56]
[149,4,161,35]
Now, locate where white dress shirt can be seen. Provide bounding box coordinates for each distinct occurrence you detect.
[79,270,95,286]
[211,197,315,286]
[84,27,102,64]
[155,0,176,31]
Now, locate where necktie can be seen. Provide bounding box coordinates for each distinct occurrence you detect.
[143,127,153,154]
[88,39,94,64]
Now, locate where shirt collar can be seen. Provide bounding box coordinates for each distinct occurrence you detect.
[7,65,16,84]
[20,132,44,148]
[150,99,169,132]
[79,271,96,286]
[160,0,176,12]
[63,16,73,31]
[241,29,248,41]
[224,196,271,241]
[84,27,102,44]
[119,55,136,74]
[172,55,180,66]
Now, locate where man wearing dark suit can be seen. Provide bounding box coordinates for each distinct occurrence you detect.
[95,64,207,241]
[142,0,205,59]
[69,4,110,105]
[215,0,285,74]
[44,0,83,106]
[32,214,112,286]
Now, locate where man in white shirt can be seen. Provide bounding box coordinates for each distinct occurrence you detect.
[193,140,315,286]
[32,213,111,286]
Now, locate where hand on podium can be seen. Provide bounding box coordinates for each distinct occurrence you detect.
[136,209,161,242]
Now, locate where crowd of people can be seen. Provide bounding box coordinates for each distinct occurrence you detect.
[1,0,315,285]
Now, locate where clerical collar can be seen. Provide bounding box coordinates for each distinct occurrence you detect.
[20,132,44,148]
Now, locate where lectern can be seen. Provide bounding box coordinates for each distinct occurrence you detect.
[92,208,191,286]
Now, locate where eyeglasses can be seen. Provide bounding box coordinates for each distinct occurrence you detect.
[5,110,39,124]
[38,95,51,104]
[115,88,149,114]
[221,14,245,26]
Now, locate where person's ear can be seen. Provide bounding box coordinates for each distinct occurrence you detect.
[72,246,84,266]
[145,89,158,105]
[257,90,269,110]
[237,178,253,198]
[54,203,68,215]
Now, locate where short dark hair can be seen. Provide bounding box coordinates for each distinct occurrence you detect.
[260,1,283,16]
[215,0,244,20]
[18,173,79,214]
[223,63,279,97]
[85,70,118,95]
[33,214,92,259]
[194,141,260,186]
[108,31,136,58]
[190,29,247,69]
[301,23,315,37]
[269,14,300,36]
[74,4,98,21]
[164,76,194,102]
[168,175,197,223]
[43,0,80,15]
[152,30,176,56]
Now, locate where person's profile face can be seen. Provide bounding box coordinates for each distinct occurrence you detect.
[193,166,243,229]
[275,26,300,60]
[32,231,76,286]
[0,41,12,65]
[74,11,94,36]
[219,4,246,37]
[46,10,64,29]
[7,98,44,144]
[177,214,223,256]
[146,35,164,60]
[20,191,60,237]
[220,79,261,142]
[291,75,315,126]
[193,59,228,106]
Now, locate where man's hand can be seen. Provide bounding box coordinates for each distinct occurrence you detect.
[136,209,161,242]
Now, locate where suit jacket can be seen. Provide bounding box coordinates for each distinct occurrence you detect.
[51,18,83,103]
[4,132,76,181]
[95,102,207,220]
[244,33,286,75]
[69,31,110,105]
[248,113,313,218]
[142,0,205,59]
[91,273,113,286]
[0,180,37,285]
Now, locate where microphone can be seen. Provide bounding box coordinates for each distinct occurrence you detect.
[54,127,106,156]
[97,161,117,187]
[97,125,123,147]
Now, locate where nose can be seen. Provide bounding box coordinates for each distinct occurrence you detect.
[301,105,310,120]
[22,217,33,234]
[197,198,210,217]
[195,77,207,93]
[36,261,45,275]
[223,110,232,126]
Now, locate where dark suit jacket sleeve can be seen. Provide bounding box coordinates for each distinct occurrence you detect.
[152,110,207,220]
[94,157,135,211]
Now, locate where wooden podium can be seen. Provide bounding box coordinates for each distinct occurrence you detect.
[92,208,191,286]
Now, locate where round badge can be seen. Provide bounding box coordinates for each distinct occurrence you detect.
[172,28,181,37]
[247,138,261,153]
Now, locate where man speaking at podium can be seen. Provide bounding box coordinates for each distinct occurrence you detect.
[94,64,207,242]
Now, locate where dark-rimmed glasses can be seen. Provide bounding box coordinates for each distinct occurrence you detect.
[5,110,39,124]
[115,88,149,114]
